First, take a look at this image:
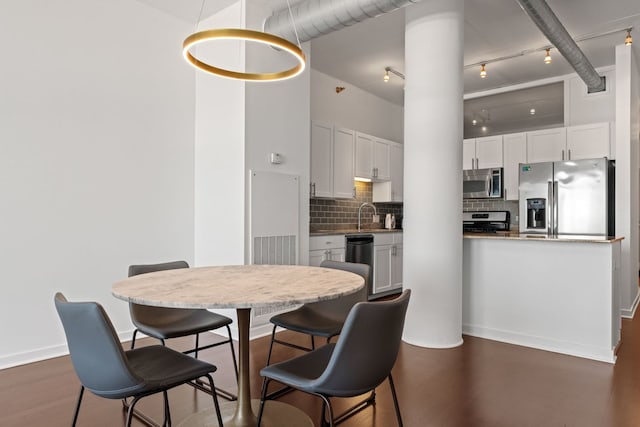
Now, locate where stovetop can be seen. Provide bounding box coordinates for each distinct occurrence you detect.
[463,211,511,233]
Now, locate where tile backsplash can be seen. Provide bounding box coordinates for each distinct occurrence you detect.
[309,181,402,231]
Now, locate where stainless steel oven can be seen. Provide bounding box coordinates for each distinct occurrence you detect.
[463,167,503,199]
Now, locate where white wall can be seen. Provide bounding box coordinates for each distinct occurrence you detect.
[311,69,404,142]
[0,0,196,368]
[615,45,640,317]
[564,67,616,126]
[194,3,246,268]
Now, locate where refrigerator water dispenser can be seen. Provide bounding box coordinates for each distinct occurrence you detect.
[526,198,546,229]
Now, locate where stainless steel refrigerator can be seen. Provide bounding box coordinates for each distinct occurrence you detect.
[518,157,614,236]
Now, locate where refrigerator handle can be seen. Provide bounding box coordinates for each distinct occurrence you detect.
[553,180,559,235]
[547,181,553,235]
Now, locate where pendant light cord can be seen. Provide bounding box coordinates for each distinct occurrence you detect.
[195,0,205,32]
[286,0,302,49]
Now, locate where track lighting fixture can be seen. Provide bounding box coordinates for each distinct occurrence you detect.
[480,64,487,78]
[467,27,633,77]
[382,66,405,83]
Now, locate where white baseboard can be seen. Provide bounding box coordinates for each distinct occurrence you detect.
[463,324,616,364]
[0,326,277,371]
[0,330,137,371]
[621,291,640,319]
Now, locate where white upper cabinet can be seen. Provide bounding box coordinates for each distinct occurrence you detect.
[502,132,527,201]
[373,141,403,202]
[333,127,356,198]
[463,139,476,170]
[310,121,333,198]
[463,136,503,170]
[355,132,391,180]
[310,121,355,199]
[566,122,611,160]
[526,127,567,163]
[476,135,503,169]
[527,124,610,163]
[373,138,391,181]
[355,132,374,179]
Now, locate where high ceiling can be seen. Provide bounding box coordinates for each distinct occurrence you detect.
[309,0,640,105]
[140,0,640,136]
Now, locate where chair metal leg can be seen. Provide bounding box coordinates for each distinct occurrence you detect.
[317,394,335,427]
[256,377,271,427]
[125,395,143,427]
[311,335,315,350]
[194,333,200,359]
[204,374,224,427]
[226,324,239,380]
[333,389,376,425]
[265,325,278,366]
[162,390,171,427]
[388,374,403,427]
[71,386,84,427]
[130,329,139,350]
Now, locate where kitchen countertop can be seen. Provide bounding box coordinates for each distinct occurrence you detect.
[310,228,402,236]
[464,231,623,243]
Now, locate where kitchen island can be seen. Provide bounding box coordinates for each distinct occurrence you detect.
[463,232,623,363]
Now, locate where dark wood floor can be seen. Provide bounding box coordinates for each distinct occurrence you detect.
[2,308,640,427]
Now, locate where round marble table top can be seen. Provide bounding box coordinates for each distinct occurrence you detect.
[112,264,364,309]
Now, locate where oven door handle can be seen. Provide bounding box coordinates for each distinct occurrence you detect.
[488,175,493,197]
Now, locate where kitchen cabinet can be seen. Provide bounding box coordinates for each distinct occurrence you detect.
[526,127,567,163]
[502,132,527,201]
[355,132,390,180]
[463,136,503,170]
[310,121,355,199]
[373,233,403,296]
[372,141,403,202]
[309,235,345,266]
[527,124,610,163]
[566,122,611,160]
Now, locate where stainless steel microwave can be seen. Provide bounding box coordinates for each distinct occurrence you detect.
[463,167,503,199]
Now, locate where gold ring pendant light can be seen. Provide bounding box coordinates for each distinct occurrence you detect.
[183,29,306,81]
[182,0,306,82]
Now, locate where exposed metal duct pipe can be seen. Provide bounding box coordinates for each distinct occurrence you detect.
[516,0,606,93]
[264,0,423,44]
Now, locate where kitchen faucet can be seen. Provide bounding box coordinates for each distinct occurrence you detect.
[358,202,377,231]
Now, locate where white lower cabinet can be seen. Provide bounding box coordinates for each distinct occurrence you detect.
[309,235,345,266]
[372,233,403,295]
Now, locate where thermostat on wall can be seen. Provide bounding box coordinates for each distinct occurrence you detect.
[270,153,282,164]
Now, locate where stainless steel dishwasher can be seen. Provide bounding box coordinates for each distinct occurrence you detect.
[345,234,374,297]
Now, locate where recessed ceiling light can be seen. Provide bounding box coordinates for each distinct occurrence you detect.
[481,126,487,132]
[530,108,536,115]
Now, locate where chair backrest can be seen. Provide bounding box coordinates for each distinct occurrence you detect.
[128,260,189,277]
[312,289,411,397]
[128,261,191,321]
[54,293,144,398]
[309,261,370,321]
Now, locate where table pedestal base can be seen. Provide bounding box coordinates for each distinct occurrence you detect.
[178,399,313,427]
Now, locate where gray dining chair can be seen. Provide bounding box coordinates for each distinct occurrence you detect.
[128,260,238,400]
[257,289,411,427]
[264,260,369,367]
[54,292,224,427]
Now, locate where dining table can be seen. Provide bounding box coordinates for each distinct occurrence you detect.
[112,264,365,427]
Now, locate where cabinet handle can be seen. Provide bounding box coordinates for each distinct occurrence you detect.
[504,188,507,200]
[475,158,479,169]
[562,149,565,161]
[353,187,356,198]
[568,149,572,160]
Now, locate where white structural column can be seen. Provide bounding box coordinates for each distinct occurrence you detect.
[402,0,464,348]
